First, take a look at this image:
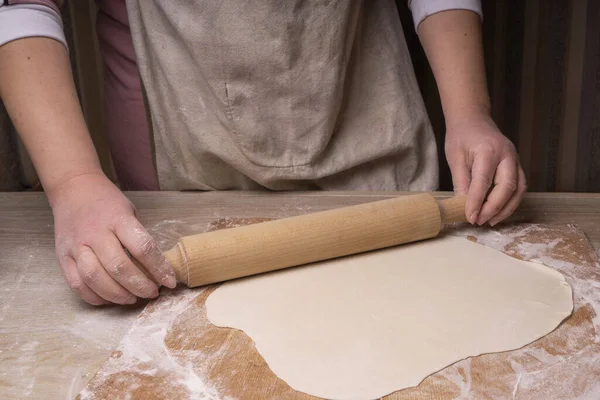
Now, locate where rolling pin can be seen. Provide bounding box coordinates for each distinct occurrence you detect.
[161,193,467,287]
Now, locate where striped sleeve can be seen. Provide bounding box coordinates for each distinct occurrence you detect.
[0,1,66,48]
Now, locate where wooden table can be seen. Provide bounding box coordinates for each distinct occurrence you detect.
[1,191,599,399]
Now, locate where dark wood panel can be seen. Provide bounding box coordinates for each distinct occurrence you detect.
[530,0,569,191]
[501,1,526,147]
[576,0,600,192]
[557,0,588,191]
[0,103,21,191]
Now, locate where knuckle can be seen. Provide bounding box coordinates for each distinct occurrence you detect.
[476,143,496,156]
[75,247,94,263]
[506,142,518,154]
[488,203,502,215]
[66,278,84,293]
[56,245,71,261]
[107,256,129,278]
[129,275,155,297]
[154,259,171,275]
[445,150,461,164]
[81,266,100,284]
[159,265,174,281]
[88,298,106,307]
[115,215,131,231]
[503,180,518,192]
[520,182,528,193]
[110,291,130,304]
[136,237,158,258]
[472,174,492,186]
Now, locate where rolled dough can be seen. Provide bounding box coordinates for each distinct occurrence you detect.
[206,236,573,399]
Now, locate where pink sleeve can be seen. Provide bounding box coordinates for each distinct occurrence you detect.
[0,0,66,48]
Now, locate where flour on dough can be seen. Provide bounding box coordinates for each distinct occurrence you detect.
[205,236,573,400]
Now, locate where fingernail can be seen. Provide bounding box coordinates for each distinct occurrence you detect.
[469,211,479,224]
[126,297,137,304]
[162,275,177,289]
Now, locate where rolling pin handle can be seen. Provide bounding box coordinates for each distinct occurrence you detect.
[164,244,188,284]
[437,196,468,225]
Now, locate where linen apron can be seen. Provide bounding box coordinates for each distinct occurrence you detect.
[125,0,439,191]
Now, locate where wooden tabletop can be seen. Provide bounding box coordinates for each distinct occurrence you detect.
[1,191,599,399]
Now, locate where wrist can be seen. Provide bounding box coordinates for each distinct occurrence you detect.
[45,169,107,208]
[443,102,491,129]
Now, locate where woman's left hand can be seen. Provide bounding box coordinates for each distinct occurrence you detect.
[445,114,527,226]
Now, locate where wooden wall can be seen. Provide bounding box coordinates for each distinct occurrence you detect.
[0,0,598,192]
[0,103,20,191]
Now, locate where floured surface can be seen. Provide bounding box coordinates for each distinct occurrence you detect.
[205,236,573,399]
[76,289,218,400]
[79,221,600,400]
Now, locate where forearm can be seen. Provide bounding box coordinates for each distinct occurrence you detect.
[0,37,102,200]
[417,9,490,125]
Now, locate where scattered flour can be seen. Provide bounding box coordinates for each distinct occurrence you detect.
[78,289,219,400]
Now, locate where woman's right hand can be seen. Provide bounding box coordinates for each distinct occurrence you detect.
[48,172,176,306]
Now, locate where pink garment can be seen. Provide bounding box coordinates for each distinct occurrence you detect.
[95,0,158,190]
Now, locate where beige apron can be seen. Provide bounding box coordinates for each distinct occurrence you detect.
[125,0,439,191]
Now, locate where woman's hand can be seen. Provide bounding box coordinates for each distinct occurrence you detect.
[445,115,527,226]
[415,10,527,225]
[49,172,176,305]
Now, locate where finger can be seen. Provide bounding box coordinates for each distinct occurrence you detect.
[449,157,471,197]
[75,246,138,305]
[116,217,176,288]
[465,152,497,224]
[59,256,108,306]
[93,234,159,299]
[476,156,519,225]
[489,166,527,226]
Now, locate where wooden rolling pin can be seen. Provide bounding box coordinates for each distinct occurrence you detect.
[162,193,467,287]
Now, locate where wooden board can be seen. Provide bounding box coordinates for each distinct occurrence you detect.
[78,219,600,399]
[2,191,600,399]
